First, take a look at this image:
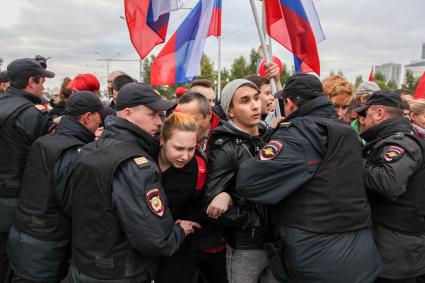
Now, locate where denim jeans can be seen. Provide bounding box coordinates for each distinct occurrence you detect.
[226,245,279,283]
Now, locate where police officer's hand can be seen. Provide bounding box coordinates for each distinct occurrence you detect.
[271,116,285,128]
[176,220,201,236]
[206,192,233,219]
[95,127,104,140]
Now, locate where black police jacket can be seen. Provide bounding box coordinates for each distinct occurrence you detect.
[236,96,371,233]
[362,117,425,235]
[71,117,185,280]
[202,120,272,249]
[235,97,381,282]
[0,87,53,232]
[8,117,94,282]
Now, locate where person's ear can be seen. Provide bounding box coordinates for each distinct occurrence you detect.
[227,108,235,118]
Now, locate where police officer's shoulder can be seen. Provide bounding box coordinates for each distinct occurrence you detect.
[278,121,293,129]
[380,133,423,163]
[132,156,153,169]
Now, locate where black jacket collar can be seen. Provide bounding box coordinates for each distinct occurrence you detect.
[7,87,41,104]
[210,120,269,144]
[285,96,337,121]
[361,117,412,143]
[55,116,95,144]
[102,117,160,158]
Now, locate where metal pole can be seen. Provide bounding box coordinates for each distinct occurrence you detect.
[217,36,222,100]
[139,59,143,83]
[250,0,281,121]
[249,0,276,94]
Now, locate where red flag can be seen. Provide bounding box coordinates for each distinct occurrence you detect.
[415,72,425,99]
[124,0,174,59]
[368,67,374,81]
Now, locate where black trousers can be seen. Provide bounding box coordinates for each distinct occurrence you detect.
[0,232,9,283]
[156,248,227,283]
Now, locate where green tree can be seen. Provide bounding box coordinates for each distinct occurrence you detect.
[374,72,386,82]
[279,63,291,86]
[247,48,260,75]
[219,67,230,92]
[230,56,249,80]
[355,75,363,88]
[374,72,388,90]
[329,70,335,76]
[386,80,398,91]
[337,70,345,79]
[197,54,217,82]
[402,69,419,91]
[142,55,155,84]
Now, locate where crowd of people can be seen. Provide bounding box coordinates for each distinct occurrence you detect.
[0,55,425,283]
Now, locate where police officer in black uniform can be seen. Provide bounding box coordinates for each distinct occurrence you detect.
[358,91,425,283]
[6,91,104,283]
[235,73,382,283]
[68,83,201,283]
[0,58,55,280]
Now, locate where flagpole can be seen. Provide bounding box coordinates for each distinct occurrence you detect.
[250,0,277,94]
[253,0,281,121]
[217,36,222,100]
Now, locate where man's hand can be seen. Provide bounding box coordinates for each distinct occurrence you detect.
[264,62,283,91]
[271,116,285,128]
[95,127,104,140]
[176,220,201,236]
[206,192,233,219]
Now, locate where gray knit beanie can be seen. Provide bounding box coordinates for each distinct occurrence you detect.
[220,79,258,115]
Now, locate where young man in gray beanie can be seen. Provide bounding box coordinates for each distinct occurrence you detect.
[202,79,277,283]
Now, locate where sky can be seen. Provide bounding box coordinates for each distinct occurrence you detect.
[1,0,424,92]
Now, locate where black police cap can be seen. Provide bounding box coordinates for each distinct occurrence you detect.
[354,90,403,113]
[65,91,104,116]
[116,82,176,111]
[0,71,9,83]
[7,58,55,81]
[274,73,323,100]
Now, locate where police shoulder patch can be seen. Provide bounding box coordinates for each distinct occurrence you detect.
[34,104,45,111]
[260,140,284,160]
[146,188,164,217]
[133,156,149,167]
[383,145,405,162]
[279,122,293,128]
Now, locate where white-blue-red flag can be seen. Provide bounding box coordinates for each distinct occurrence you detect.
[264,0,324,75]
[125,0,178,59]
[151,0,222,86]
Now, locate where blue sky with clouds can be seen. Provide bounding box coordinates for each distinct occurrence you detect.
[1,0,424,91]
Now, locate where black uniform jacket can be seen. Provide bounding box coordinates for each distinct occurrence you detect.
[8,117,94,282]
[70,118,185,281]
[362,117,425,279]
[235,96,382,283]
[0,88,53,232]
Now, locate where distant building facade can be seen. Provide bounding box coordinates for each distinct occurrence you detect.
[375,63,402,84]
[405,60,425,79]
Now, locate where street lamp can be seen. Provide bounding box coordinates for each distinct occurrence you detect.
[94,51,121,79]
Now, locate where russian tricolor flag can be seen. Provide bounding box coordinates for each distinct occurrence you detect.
[264,0,324,75]
[125,0,178,59]
[151,0,222,86]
